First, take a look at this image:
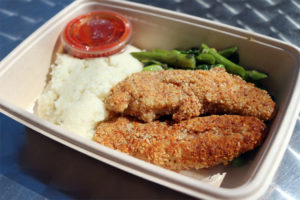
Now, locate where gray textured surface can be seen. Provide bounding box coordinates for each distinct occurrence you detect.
[130,0,300,46]
[0,0,300,199]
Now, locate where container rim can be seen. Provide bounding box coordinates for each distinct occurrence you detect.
[1,0,300,199]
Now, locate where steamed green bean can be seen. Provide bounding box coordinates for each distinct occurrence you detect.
[142,65,164,72]
[219,46,238,58]
[131,44,268,83]
[196,53,216,64]
[201,44,246,78]
[131,49,196,69]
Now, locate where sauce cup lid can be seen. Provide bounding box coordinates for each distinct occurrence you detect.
[61,11,132,58]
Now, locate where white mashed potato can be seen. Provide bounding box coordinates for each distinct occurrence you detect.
[37,45,143,139]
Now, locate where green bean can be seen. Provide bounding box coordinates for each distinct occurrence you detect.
[211,64,226,69]
[231,156,245,167]
[196,64,225,70]
[131,49,196,69]
[219,46,238,58]
[196,53,216,64]
[245,70,268,81]
[141,59,168,70]
[173,48,201,56]
[201,43,246,78]
[196,64,210,70]
[142,65,164,72]
[132,45,268,83]
[142,59,161,66]
[171,49,182,54]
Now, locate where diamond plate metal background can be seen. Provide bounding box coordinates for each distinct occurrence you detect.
[1,0,300,199]
[130,0,300,46]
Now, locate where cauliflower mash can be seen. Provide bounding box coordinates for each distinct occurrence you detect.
[37,45,143,139]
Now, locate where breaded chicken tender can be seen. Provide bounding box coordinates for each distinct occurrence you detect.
[105,68,275,122]
[94,115,266,171]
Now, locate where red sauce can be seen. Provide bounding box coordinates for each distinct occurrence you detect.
[61,11,132,58]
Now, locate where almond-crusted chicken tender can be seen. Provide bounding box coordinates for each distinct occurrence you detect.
[105,68,275,122]
[94,115,266,171]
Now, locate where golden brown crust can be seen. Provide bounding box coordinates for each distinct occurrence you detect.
[93,115,266,171]
[105,68,275,122]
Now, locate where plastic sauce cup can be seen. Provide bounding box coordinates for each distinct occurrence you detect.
[61,11,132,58]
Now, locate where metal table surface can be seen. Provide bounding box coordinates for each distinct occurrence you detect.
[0,0,300,199]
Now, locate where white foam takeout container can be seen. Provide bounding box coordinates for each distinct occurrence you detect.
[1,0,300,199]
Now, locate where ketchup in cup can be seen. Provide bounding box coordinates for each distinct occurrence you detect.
[61,11,132,58]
